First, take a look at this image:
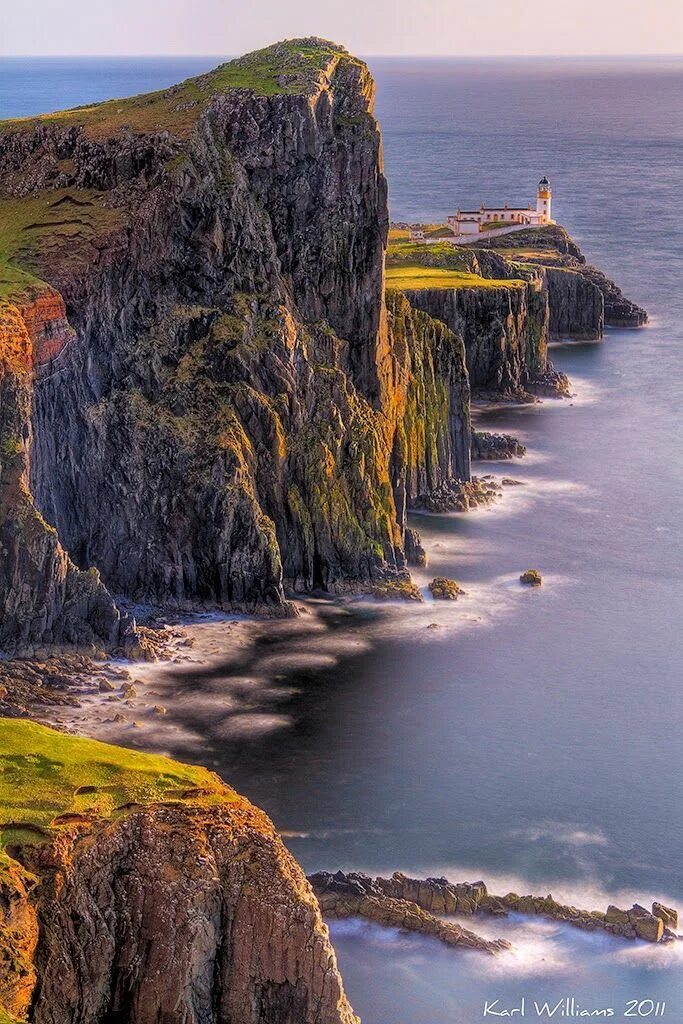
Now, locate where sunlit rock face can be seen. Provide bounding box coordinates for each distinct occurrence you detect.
[0,38,473,635]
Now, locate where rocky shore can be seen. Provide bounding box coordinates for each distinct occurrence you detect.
[0,34,659,1024]
[309,871,679,948]
[411,476,502,513]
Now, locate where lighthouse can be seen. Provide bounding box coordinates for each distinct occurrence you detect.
[536,175,552,223]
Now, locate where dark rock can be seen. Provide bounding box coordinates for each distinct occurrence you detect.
[472,430,526,460]
[429,577,465,600]
[404,527,428,568]
[0,40,472,646]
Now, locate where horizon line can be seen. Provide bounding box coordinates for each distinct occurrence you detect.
[3,51,683,60]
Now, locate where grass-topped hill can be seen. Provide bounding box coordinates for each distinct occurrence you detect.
[0,719,235,856]
[0,38,360,141]
[0,38,366,305]
[386,266,524,291]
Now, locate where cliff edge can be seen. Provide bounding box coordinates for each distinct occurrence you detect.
[0,719,357,1024]
[0,38,471,647]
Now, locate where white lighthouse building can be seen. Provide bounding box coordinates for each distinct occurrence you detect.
[536,175,552,221]
[446,177,555,241]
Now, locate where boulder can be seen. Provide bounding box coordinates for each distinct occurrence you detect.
[429,577,465,600]
[652,902,678,930]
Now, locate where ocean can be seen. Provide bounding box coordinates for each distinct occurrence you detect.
[2,54,682,1023]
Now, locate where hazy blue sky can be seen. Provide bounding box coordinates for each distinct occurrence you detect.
[2,0,682,56]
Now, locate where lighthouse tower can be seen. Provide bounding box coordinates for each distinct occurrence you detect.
[536,175,552,223]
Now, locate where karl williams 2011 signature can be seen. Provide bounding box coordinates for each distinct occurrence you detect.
[483,997,668,1018]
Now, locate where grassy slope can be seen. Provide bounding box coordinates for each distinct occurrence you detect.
[0,191,123,302]
[0,39,357,140]
[0,39,356,305]
[0,718,234,852]
[386,239,525,291]
[0,719,239,1023]
[386,265,523,291]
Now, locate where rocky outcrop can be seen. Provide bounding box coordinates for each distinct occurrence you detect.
[308,871,511,955]
[24,805,357,1024]
[0,39,473,640]
[472,430,526,460]
[544,266,605,340]
[429,576,464,599]
[0,721,357,1024]
[411,476,501,513]
[310,871,679,946]
[478,225,647,330]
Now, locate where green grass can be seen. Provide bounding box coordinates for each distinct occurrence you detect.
[388,225,453,243]
[481,220,510,231]
[0,38,358,140]
[0,190,123,302]
[386,265,524,291]
[0,719,235,853]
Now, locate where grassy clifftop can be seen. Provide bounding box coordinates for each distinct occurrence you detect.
[0,38,366,303]
[386,240,524,291]
[0,38,360,140]
[0,719,235,855]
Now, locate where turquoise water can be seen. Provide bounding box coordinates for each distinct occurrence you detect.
[2,55,682,1023]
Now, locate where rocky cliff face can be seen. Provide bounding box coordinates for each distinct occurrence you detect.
[0,720,358,1024]
[473,225,647,330]
[26,804,356,1024]
[0,301,122,652]
[403,280,549,395]
[543,266,605,340]
[393,224,646,392]
[0,39,471,636]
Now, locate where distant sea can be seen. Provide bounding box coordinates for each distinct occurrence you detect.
[2,54,682,1024]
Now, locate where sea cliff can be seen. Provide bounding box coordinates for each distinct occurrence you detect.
[0,720,357,1024]
[0,39,471,645]
[386,225,646,397]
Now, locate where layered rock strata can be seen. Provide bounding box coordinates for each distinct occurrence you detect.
[310,871,679,945]
[309,871,510,955]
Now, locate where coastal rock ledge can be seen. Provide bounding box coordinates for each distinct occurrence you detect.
[309,871,679,947]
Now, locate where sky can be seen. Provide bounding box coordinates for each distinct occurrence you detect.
[2,0,682,57]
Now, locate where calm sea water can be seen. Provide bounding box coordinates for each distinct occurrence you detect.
[2,56,682,1023]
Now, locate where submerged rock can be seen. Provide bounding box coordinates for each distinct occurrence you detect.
[520,569,543,586]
